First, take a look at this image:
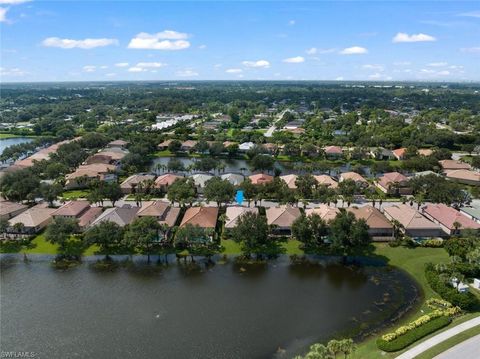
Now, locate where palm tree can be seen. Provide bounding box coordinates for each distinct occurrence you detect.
[452,221,462,236]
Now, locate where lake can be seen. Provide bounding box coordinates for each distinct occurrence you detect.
[151,157,373,177]
[0,137,33,156]
[0,255,419,358]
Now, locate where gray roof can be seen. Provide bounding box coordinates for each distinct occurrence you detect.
[90,205,139,227]
[460,206,480,220]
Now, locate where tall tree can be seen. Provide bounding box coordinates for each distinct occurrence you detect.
[123,217,161,263]
[84,221,124,260]
[204,177,235,206]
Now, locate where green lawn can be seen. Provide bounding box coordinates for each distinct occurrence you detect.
[153,150,174,157]
[24,233,58,254]
[61,189,90,199]
[220,238,304,255]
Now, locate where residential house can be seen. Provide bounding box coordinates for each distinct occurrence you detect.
[0,200,28,220]
[52,200,90,220]
[323,145,343,159]
[392,148,407,160]
[224,206,259,229]
[383,204,442,238]
[249,173,273,185]
[418,149,433,157]
[444,169,480,186]
[155,173,183,190]
[180,206,219,229]
[157,139,173,151]
[221,173,245,186]
[181,140,197,152]
[370,147,394,160]
[136,201,181,240]
[191,173,214,193]
[120,174,155,194]
[85,148,127,165]
[65,163,116,189]
[239,142,255,152]
[8,203,56,234]
[107,139,128,149]
[460,204,480,224]
[347,206,394,241]
[90,205,139,228]
[421,203,480,236]
[339,172,368,188]
[222,141,237,148]
[376,172,412,195]
[77,207,103,230]
[314,175,338,189]
[439,160,471,172]
[280,174,298,189]
[266,205,301,235]
[305,205,340,222]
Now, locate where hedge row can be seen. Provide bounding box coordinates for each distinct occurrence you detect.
[425,264,479,311]
[376,316,451,352]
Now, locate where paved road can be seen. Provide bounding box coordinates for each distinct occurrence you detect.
[264,109,289,137]
[395,316,480,359]
[433,334,480,359]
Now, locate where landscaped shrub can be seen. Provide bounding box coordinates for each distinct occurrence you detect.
[421,239,444,248]
[425,264,479,311]
[376,316,451,352]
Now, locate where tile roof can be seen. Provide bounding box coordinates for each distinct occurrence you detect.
[137,201,180,227]
[224,206,259,228]
[305,205,340,222]
[324,145,343,154]
[445,169,480,183]
[314,175,339,188]
[9,204,56,228]
[78,207,103,228]
[280,174,298,189]
[384,204,440,230]
[340,171,367,183]
[52,201,90,217]
[0,201,28,217]
[347,206,393,229]
[121,174,155,189]
[439,160,471,171]
[221,173,245,186]
[249,173,273,185]
[155,173,182,187]
[266,205,301,227]
[422,203,480,231]
[90,205,139,227]
[180,206,218,228]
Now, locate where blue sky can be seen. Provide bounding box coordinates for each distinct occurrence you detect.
[1,1,479,82]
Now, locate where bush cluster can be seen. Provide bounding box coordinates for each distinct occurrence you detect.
[425,264,479,310]
[421,239,444,248]
[377,316,451,352]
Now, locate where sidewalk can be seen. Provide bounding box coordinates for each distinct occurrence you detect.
[395,316,480,359]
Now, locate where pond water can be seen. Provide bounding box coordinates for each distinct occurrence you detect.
[151,157,373,177]
[0,255,419,359]
[0,137,33,155]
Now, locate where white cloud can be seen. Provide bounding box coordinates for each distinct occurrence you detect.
[458,11,480,18]
[362,64,384,71]
[427,62,447,67]
[306,47,317,55]
[420,68,450,77]
[283,56,305,63]
[105,73,116,77]
[82,65,96,73]
[392,32,436,43]
[437,70,450,76]
[214,63,222,68]
[0,67,27,76]
[127,31,190,50]
[0,0,32,4]
[461,47,480,54]
[100,65,108,69]
[288,20,296,25]
[0,7,7,22]
[198,44,207,49]
[225,68,243,73]
[175,69,199,77]
[136,62,166,68]
[242,60,270,68]
[42,37,118,49]
[335,76,344,81]
[128,67,146,73]
[115,62,129,67]
[339,46,368,55]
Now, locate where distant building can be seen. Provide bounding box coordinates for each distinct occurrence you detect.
[224,206,259,229]
[90,205,139,228]
[444,169,480,186]
[306,205,340,222]
[280,174,298,189]
[249,173,273,185]
[439,160,471,171]
[120,174,156,194]
[323,145,343,159]
[339,172,368,187]
[180,206,219,229]
[154,173,183,190]
[0,200,28,220]
[314,175,338,189]
[383,204,442,238]
[221,173,245,186]
[376,172,412,195]
[8,203,56,234]
[347,206,394,241]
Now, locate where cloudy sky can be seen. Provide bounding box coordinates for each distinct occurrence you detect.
[1,0,479,82]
